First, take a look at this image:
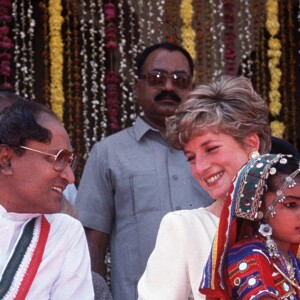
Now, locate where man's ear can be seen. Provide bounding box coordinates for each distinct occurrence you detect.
[0,146,13,175]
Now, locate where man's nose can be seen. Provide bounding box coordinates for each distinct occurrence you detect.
[61,164,75,184]
[163,77,175,90]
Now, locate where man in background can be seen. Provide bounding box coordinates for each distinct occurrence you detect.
[76,42,212,299]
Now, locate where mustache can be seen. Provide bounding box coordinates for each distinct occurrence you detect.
[154,90,181,103]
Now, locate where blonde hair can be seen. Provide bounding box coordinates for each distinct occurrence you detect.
[166,76,271,153]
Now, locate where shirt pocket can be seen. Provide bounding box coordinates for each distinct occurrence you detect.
[131,172,161,215]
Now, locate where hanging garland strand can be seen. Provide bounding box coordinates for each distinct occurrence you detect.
[266,0,284,138]
[180,0,196,61]
[80,0,91,155]
[278,0,288,138]
[26,0,35,100]
[64,0,74,137]
[194,0,204,84]
[203,1,213,82]
[49,0,64,121]
[238,0,252,77]
[287,0,297,147]
[0,0,13,90]
[210,0,225,80]
[89,0,101,142]
[224,0,235,76]
[96,0,107,139]
[39,1,51,107]
[104,2,120,134]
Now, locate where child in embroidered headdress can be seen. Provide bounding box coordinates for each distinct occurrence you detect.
[200,153,300,300]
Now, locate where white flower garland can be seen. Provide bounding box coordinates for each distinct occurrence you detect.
[12,0,35,98]
[79,0,91,157]
[117,0,131,124]
[122,0,136,127]
[2,218,42,300]
[12,0,20,93]
[97,0,107,140]
[238,0,253,77]
[146,0,154,44]
[209,0,225,80]
[26,1,35,99]
[89,1,101,142]
[19,0,27,97]
[156,0,165,40]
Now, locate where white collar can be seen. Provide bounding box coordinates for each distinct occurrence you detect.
[0,204,41,221]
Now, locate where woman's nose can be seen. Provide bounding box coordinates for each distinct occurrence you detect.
[194,156,210,175]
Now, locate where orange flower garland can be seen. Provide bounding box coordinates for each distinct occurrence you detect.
[48,0,64,121]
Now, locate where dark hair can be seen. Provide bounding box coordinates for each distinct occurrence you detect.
[270,136,300,159]
[267,155,300,192]
[0,99,57,155]
[136,42,194,77]
[0,91,27,113]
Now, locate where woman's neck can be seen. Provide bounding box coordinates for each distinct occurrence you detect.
[206,199,224,217]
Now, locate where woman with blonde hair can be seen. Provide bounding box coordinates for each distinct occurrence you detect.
[138,75,271,299]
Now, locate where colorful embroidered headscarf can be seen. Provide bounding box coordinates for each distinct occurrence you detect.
[199,153,300,299]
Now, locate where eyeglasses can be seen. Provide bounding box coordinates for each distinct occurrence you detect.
[140,71,191,90]
[19,145,77,172]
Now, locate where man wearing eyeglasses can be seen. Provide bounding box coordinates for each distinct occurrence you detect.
[76,42,212,299]
[0,99,94,299]
[0,90,78,218]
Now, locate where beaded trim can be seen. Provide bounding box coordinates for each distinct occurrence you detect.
[265,164,300,218]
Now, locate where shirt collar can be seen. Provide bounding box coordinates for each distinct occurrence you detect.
[0,203,41,221]
[133,116,161,141]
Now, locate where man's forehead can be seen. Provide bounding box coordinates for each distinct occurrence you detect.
[144,49,189,70]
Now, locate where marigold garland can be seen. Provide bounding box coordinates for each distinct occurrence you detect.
[270,120,285,138]
[48,0,64,121]
[180,0,196,60]
[266,0,284,138]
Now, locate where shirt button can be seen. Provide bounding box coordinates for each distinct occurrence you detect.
[172,175,178,180]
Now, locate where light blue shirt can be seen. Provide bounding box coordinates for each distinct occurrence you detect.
[76,117,212,300]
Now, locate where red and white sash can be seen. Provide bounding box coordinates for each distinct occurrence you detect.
[0,215,50,300]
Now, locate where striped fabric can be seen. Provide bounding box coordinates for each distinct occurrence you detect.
[0,215,50,300]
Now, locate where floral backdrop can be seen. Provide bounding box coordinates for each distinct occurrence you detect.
[1,0,299,183]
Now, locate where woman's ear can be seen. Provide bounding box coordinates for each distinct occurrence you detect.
[0,146,13,175]
[245,133,260,152]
